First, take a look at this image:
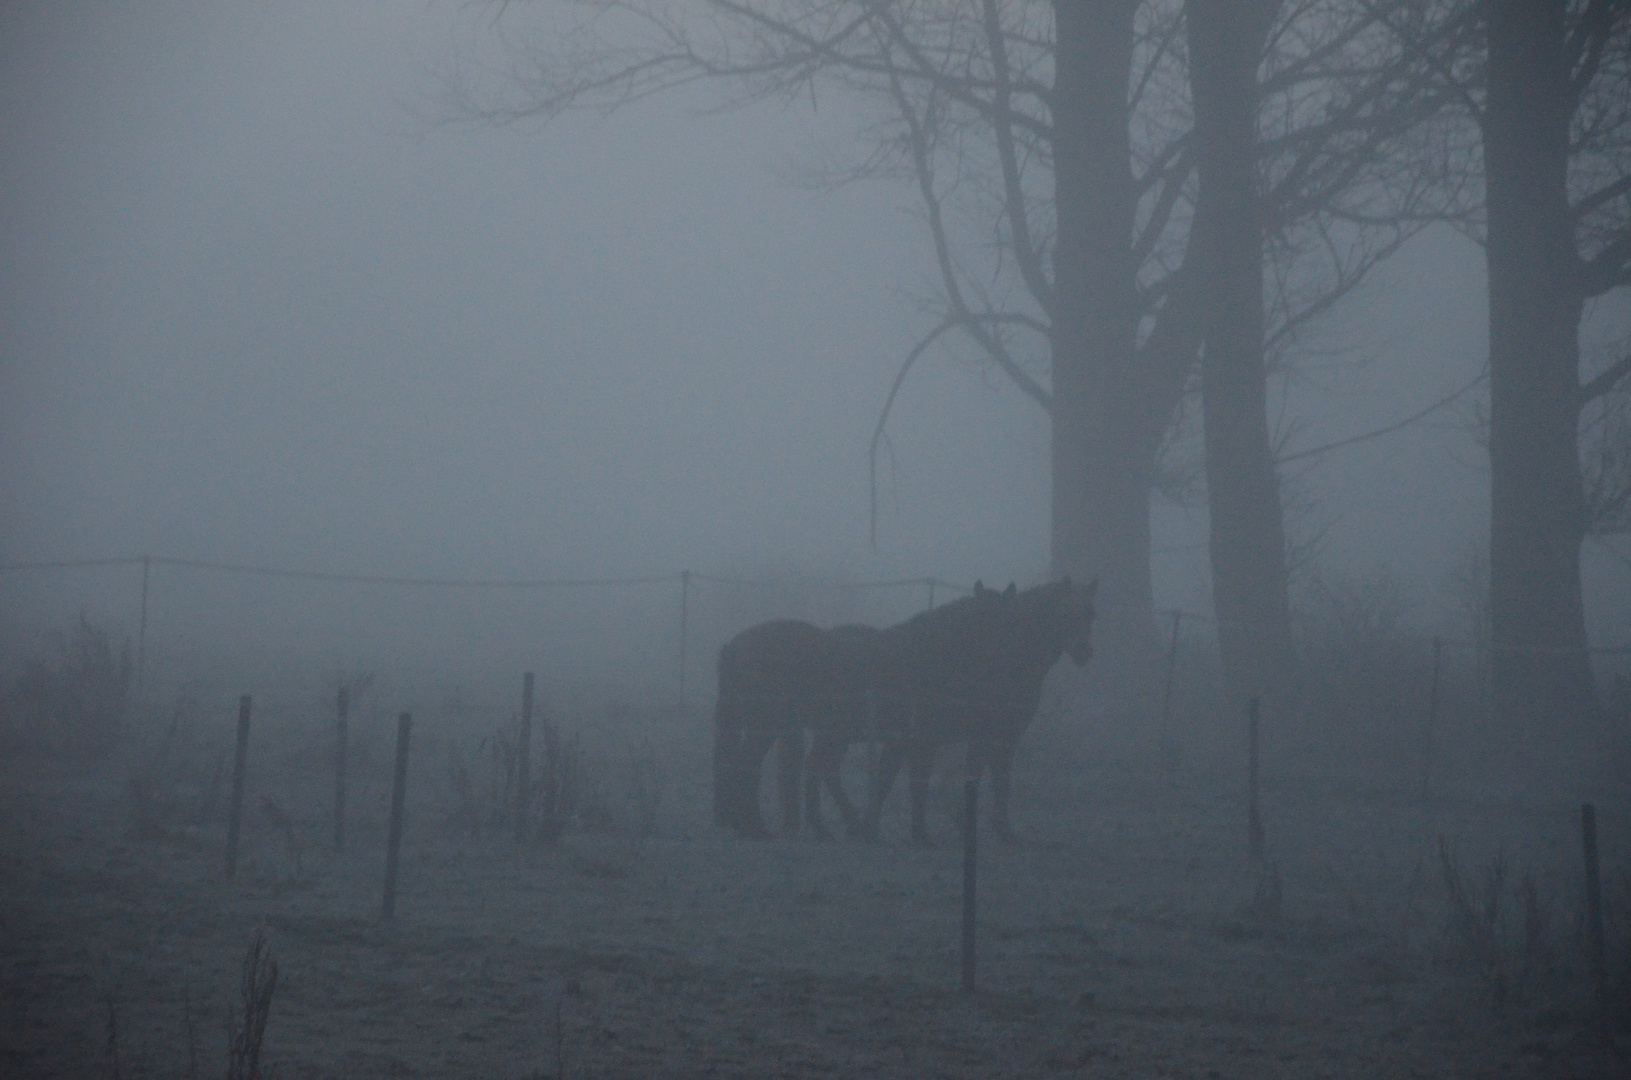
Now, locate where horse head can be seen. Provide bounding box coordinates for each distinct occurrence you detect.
[1021,575,1096,668]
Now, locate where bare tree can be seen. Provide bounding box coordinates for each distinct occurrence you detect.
[451,0,1197,674]
[1453,0,1631,748]
[452,2,1476,712]
[1187,0,1295,713]
[1188,0,1476,711]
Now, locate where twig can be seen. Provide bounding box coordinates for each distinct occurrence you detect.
[1279,370,1486,464]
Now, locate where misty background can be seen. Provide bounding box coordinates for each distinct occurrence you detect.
[1,1,1626,709]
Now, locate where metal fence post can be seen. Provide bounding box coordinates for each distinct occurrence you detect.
[226,695,252,879]
[516,672,534,842]
[382,712,413,920]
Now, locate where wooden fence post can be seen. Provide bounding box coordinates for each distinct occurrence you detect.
[961,755,979,994]
[382,712,412,920]
[225,695,252,880]
[334,687,348,850]
[1581,802,1607,1037]
[135,556,151,694]
[1247,697,1264,864]
[678,570,691,710]
[516,672,534,843]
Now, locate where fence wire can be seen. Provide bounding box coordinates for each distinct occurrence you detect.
[1,555,1625,711]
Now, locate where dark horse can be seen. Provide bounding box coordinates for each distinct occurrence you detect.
[711,618,878,838]
[712,580,1050,840]
[712,577,1095,843]
[859,576,1097,847]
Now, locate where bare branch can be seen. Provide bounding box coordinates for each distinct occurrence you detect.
[870,316,957,549]
[1579,229,1631,296]
[1564,0,1622,113]
[1278,370,1487,464]
[1581,351,1631,407]
[978,0,1055,317]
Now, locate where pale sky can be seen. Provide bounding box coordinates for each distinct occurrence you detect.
[3,1,1623,694]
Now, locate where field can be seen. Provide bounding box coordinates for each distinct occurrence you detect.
[1,690,1626,1079]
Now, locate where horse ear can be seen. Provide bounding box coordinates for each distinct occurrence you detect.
[1003,582,1016,598]
[974,579,986,595]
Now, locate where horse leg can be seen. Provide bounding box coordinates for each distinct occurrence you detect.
[804,732,838,841]
[861,740,908,842]
[776,726,804,838]
[731,726,778,838]
[804,762,828,840]
[908,741,937,849]
[824,752,865,839]
[806,733,862,839]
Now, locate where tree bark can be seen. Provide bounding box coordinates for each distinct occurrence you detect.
[1482,0,1600,751]
[1187,0,1297,712]
[1050,0,1160,657]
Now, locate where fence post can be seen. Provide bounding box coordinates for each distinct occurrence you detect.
[1581,803,1607,1038]
[1159,610,1181,774]
[516,672,534,843]
[1247,696,1263,864]
[1421,636,1442,803]
[334,687,348,850]
[961,766,979,994]
[382,712,412,920]
[678,570,691,710]
[225,695,252,880]
[135,556,151,694]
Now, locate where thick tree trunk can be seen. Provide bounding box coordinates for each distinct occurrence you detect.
[1482,0,1600,751]
[1187,0,1296,712]
[1050,0,1159,664]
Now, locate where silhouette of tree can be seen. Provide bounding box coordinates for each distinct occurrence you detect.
[454,1,1475,706]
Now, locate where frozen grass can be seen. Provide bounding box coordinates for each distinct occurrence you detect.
[3,606,1628,1076]
[2,705,1627,1078]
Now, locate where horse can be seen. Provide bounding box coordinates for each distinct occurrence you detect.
[710,583,1015,840]
[859,576,1097,847]
[711,618,877,838]
[800,623,882,839]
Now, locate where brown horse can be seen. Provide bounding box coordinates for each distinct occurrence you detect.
[711,583,1014,839]
[859,577,1097,846]
[711,618,876,838]
[712,577,1094,843]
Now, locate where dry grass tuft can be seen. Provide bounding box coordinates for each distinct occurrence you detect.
[225,931,278,1080]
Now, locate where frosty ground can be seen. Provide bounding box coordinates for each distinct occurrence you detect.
[0,698,1625,1079]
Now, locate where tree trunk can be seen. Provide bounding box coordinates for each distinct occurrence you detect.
[1050,0,1160,665]
[1187,0,1296,712]
[1482,0,1600,753]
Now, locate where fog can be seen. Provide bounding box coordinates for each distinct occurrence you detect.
[2,4,1629,1077]
[10,0,1624,685]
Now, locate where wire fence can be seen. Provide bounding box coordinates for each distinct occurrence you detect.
[1,554,1626,713]
[0,555,982,709]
